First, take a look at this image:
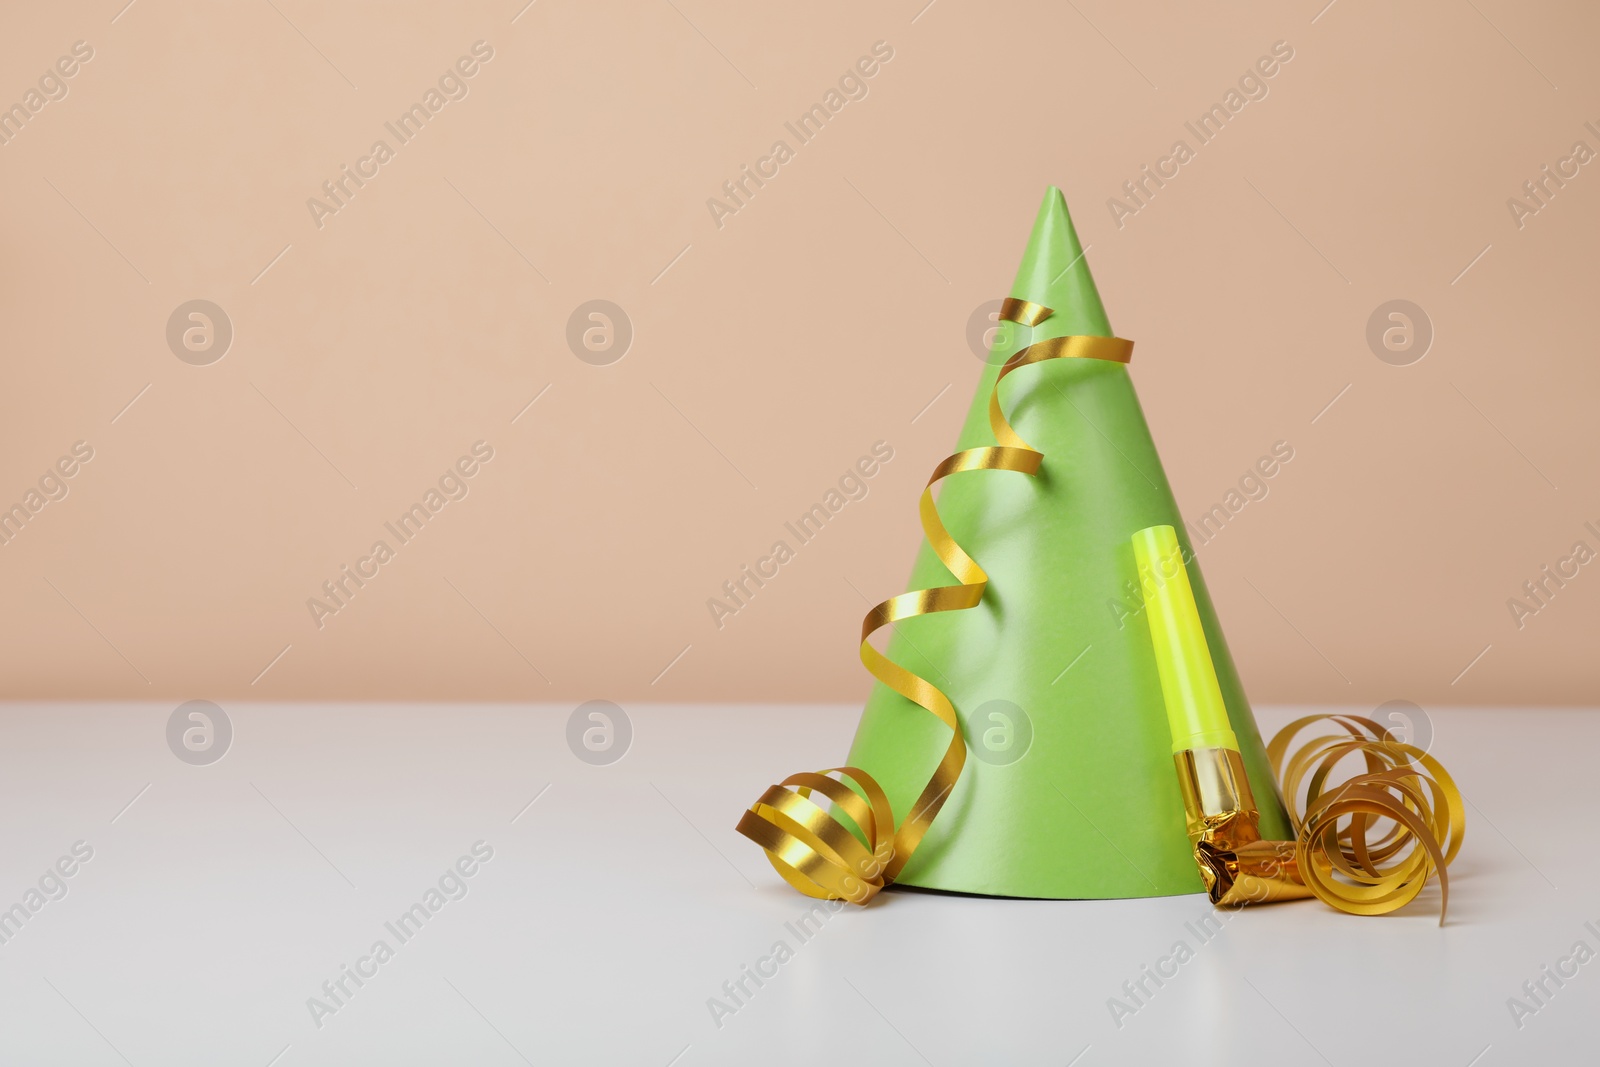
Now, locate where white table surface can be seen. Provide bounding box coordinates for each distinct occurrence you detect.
[0,703,1591,1066]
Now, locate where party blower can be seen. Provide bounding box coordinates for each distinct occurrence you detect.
[737,187,1462,917]
[1131,524,1310,907]
[1132,523,1463,916]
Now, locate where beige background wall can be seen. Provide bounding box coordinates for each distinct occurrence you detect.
[0,1,1594,705]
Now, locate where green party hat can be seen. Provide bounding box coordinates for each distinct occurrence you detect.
[844,186,1290,898]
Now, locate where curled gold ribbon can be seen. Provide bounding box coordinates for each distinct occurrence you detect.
[1267,715,1464,921]
[735,768,894,903]
[736,301,1134,903]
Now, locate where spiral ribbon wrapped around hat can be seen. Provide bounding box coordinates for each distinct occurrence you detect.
[735,299,1128,904]
[735,302,1463,916]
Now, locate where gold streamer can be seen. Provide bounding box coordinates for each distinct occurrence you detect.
[736,301,1133,903]
[1267,714,1464,921]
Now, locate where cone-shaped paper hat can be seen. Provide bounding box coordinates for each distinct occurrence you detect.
[844,187,1291,898]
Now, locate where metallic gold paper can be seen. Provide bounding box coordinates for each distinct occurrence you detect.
[1173,747,1313,906]
[736,301,1134,901]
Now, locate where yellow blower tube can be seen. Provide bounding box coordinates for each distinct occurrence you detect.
[1130,524,1238,755]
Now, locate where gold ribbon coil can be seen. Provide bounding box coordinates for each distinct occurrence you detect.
[1267,714,1464,921]
[736,301,1134,903]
